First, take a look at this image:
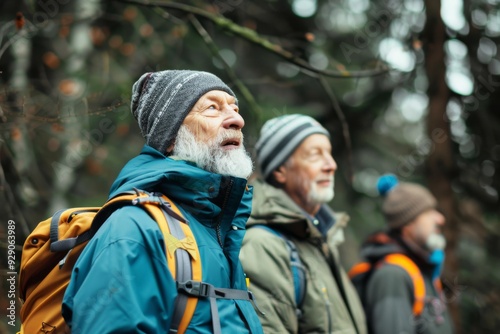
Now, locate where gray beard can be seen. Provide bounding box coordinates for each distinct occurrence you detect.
[172,125,254,179]
[308,176,335,204]
[426,233,446,251]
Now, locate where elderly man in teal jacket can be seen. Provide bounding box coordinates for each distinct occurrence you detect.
[62,70,263,333]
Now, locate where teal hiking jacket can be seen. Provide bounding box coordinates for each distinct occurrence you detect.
[62,145,263,333]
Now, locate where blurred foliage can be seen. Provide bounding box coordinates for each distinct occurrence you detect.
[1,0,499,333]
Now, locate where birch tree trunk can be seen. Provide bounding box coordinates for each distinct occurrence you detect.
[47,0,101,213]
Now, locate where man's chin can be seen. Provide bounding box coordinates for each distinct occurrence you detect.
[210,147,254,179]
[426,233,446,251]
[309,190,334,204]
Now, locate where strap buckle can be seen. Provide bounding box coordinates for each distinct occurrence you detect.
[248,290,266,315]
[177,280,210,298]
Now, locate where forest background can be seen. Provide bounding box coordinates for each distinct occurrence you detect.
[1,0,499,333]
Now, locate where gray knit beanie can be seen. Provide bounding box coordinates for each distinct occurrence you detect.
[256,114,330,180]
[377,174,437,229]
[131,70,237,154]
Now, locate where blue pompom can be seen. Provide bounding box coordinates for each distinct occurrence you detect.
[377,174,399,196]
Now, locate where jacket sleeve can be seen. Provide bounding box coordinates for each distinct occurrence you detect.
[240,228,298,334]
[62,207,178,334]
[365,264,415,334]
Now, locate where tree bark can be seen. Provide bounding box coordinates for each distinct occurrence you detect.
[422,0,460,331]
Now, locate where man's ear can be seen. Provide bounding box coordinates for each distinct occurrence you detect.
[166,142,175,155]
[272,165,287,185]
[400,222,413,239]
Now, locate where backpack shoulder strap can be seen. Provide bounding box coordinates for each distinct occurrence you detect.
[347,260,375,321]
[348,261,371,279]
[142,194,201,334]
[91,190,258,334]
[91,190,201,333]
[382,253,426,316]
[251,225,306,316]
[144,193,259,334]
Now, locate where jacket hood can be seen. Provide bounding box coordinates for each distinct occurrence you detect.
[247,180,305,225]
[360,231,438,274]
[109,145,252,230]
[359,231,403,263]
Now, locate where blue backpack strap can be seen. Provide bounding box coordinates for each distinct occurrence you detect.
[251,225,306,316]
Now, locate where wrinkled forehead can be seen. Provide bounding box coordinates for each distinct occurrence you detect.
[179,91,231,137]
[191,90,237,110]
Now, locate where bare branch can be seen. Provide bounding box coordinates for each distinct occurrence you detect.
[115,0,391,79]
[318,75,354,184]
[0,100,128,125]
[0,144,31,236]
[187,14,262,118]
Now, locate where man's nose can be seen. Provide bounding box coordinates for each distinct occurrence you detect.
[436,211,446,225]
[323,154,337,173]
[221,107,244,130]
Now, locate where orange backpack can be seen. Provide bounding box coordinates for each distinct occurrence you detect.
[18,190,201,334]
[348,253,442,316]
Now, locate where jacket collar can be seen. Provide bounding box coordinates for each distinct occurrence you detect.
[109,145,252,232]
[248,179,342,240]
[360,231,438,275]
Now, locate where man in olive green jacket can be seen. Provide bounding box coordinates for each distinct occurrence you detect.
[240,114,367,334]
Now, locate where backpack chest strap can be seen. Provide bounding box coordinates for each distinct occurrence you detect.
[176,280,263,334]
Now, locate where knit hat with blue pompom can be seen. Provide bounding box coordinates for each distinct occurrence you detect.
[377,174,437,229]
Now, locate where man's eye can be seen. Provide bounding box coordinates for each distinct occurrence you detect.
[201,105,219,116]
[306,153,321,161]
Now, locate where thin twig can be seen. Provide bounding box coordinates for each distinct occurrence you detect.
[0,30,21,62]
[0,18,41,62]
[0,21,15,47]
[187,14,262,118]
[318,75,354,184]
[0,148,31,236]
[151,6,185,25]
[116,0,390,79]
[0,100,128,125]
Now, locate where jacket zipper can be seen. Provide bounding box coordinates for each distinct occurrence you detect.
[215,178,233,247]
[321,286,332,333]
[314,241,333,333]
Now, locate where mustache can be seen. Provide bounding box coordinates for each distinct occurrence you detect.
[214,129,244,145]
[315,175,334,182]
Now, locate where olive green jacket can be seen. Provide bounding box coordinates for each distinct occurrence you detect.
[240,180,367,334]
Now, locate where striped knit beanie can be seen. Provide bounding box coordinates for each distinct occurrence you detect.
[256,114,330,180]
[131,70,237,154]
[377,174,437,229]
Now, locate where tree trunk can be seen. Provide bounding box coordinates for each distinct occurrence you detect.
[422,0,460,331]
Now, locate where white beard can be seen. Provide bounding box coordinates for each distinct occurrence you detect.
[425,233,447,251]
[308,176,335,204]
[172,125,254,179]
